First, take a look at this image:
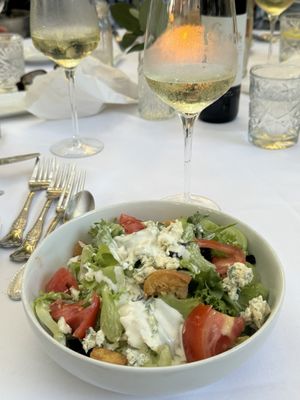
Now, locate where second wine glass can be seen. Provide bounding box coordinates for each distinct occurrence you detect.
[30,0,104,158]
[255,0,294,61]
[143,0,238,208]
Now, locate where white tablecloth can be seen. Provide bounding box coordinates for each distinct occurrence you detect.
[0,39,299,400]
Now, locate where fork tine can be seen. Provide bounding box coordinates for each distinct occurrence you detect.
[56,165,75,209]
[29,157,41,181]
[46,158,57,183]
[0,156,57,249]
[61,166,77,207]
[38,157,47,181]
[61,164,73,188]
[75,170,86,194]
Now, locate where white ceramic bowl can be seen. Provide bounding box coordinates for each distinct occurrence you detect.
[22,201,285,396]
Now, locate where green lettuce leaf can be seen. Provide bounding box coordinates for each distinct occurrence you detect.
[100,286,123,343]
[180,242,215,275]
[179,218,196,242]
[192,268,242,316]
[34,299,66,345]
[160,295,200,319]
[239,282,269,308]
[94,244,119,268]
[143,345,172,367]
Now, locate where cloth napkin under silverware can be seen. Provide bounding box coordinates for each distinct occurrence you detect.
[24,56,138,120]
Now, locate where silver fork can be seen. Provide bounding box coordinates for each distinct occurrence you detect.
[45,168,86,236]
[9,163,72,263]
[0,157,56,248]
[7,167,85,301]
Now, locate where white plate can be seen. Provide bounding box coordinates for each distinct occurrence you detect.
[0,91,27,118]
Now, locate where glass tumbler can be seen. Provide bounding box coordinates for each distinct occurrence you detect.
[0,33,24,93]
[249,64,300,150]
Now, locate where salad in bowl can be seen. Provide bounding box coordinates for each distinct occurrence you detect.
[34,211,271,367]
[22,201,284,396]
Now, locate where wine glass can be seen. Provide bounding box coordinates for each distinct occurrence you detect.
[0,0,5,13]
[255,0,294,60]
[30,0,104,158]
[143,0,238,208]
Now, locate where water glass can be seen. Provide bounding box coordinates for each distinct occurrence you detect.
[249,64,300,150]
[0,33,24,93]
[279,13,300,62]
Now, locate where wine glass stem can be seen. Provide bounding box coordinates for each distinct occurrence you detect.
[65,68,81,149]
[267,14,278,62]
[179,113,198,203]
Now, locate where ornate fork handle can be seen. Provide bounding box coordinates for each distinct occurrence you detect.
[10,198,54,262]
[45,213,63,236]
[7,265,25,301]
[0,191,36,248]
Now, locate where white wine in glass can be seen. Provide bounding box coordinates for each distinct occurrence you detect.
[255,0,294,60]
[143,0,238,208]
[30,0,104,158]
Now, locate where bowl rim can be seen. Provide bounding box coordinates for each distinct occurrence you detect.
[22,199,285,372]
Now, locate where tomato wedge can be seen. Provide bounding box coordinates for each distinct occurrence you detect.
[50,301,84,329]
[45,267,78,293]
[196,239,246,276]
[118,213,145,234]
[182,304,245,362]
[50,293,101,339]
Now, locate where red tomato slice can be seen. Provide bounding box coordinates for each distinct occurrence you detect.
[73,294,100,339]
[182,304,245,362]
[118,213,145,234]
[50,300,84,330]
[45,267,79,293]
[196,239,246,276]
[50,294,101,339]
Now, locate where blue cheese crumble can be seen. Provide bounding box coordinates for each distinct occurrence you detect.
[113,220,187,274]
[222,262,254,301]
[82,328,105,353]
[57,317,72,335]
[125,348,150,367]
[241,295,271,329]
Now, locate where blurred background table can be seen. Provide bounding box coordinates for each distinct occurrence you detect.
[0,34,299,400]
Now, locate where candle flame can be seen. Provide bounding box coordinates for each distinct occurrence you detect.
[154,25,205,63]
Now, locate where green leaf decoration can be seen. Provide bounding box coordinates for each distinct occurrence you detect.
[110,3,141,33]
[139,0,152,33]
[127,43,144,53]
[120,32,140,51]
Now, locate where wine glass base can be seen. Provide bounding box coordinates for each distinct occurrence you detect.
[50,137,104,158]
[163,193,220,210]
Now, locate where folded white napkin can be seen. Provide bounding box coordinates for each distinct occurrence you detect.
[24,56,138,120]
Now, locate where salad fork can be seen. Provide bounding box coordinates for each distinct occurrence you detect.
[0,157,56,248]
[9,163,72,262]
[45,168,86,236]
[7,167,86,301]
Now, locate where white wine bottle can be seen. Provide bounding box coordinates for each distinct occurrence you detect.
[200,0,247,123]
